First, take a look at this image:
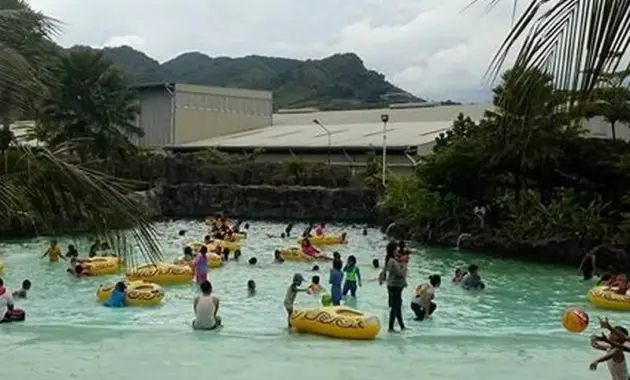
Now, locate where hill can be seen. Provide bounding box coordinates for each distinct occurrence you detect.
[89,46,423,110]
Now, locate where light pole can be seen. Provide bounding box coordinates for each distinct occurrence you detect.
[380,114,389,186]
[312,119,332,164]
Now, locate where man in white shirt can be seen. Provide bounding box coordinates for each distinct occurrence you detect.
[192,280,221,330]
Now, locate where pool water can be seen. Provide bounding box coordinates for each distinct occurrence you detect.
[0,221,620,380]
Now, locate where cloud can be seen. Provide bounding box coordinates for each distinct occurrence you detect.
[28,0,525,102]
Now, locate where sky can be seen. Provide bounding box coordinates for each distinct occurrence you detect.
[28,0,524,102]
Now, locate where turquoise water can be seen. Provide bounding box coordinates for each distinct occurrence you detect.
[0,221,618,380]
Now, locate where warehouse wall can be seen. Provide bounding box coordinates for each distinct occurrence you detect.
[136,87,173,147]
[173,84,272,144]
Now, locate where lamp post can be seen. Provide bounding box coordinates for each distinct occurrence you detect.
[312,119,332,164]
[380,114,389,186]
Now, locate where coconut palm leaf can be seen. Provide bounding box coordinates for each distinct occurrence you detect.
[472,0,630,109]
[0,142,162,267]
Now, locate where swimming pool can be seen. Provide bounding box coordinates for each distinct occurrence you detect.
[0,221,613,380]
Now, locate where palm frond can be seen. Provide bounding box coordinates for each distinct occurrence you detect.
[0,142,162,267]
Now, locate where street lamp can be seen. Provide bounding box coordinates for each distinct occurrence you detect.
[380,114,389,186]
[312,119,332,164]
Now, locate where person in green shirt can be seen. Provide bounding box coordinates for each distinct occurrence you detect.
[342,255,362,297]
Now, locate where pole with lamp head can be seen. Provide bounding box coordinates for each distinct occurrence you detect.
[312,119,332,164]
[380,114,389,187]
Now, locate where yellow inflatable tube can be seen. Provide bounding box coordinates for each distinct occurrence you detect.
[174,253,223,268]
[96,280,165,306]
[126,263,192,285]
[277,247,331,261]
[587,286,630,311]
[84,256,123,276]
[208,240,240,253]
[290,306,381,340]
[187,241,205,252]
[298,233,347,246]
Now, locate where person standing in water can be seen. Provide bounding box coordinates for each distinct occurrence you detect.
[329,259,344,305]
[192,245,209,286]
[342,255,362,298]
[590,318,629,380]
[41,240,64,262]
[379,242,406,332]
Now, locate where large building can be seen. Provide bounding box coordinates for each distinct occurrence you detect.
[167,104,489,171]
[134,83,272,147]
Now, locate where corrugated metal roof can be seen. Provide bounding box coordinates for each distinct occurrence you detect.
[272,104,490,126]
[176,120,452,148]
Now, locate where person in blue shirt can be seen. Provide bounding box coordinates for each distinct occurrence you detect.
[342,255,362,297]
[329,259,344,305]
[104,281,127,307]
[461,264,485,291]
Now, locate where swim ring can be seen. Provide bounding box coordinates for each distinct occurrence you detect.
[290,306,381,340]
[83,257,123,276]
[278,247,331,261]
[187,241,205,252]
[208,240,240,253]
[174,253,223,268]
[126,263,192,285]
[96,280,165,306]
[587,286,630,311]
[297,233,347,246]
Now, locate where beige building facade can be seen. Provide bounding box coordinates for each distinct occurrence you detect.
[134,83,272,147]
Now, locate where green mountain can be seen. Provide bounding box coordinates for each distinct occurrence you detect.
[89,46,422,110]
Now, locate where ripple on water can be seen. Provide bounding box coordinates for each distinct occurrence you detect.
[0,221,614,380]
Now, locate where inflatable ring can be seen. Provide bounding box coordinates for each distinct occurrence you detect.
[290,306,381,340]
[83,256,123,276]
[278,247,331,261]
[187,241,205,252]
[587,285,630,311]
[96,280,165,307]
[174,253,223,268]
[126,263,192,285]
[297,233,347,246]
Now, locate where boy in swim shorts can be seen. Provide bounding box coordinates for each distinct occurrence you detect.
[284,273,305,328]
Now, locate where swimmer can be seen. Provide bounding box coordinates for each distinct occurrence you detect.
[178,230,186,236]
[12,279,31,299]
[204,235,214,245]
[329,259,343,306]
[333,251,341,261]
[88,239,100,257]
[362,228,368,236]
[311,265,320,271]
[461,264,485,290]
[0,277,25,323]
[589,322,629,379]
[274,250,285,263]
[307,275,323,294]
[285,223,293,237]
[65,244,79,258]
[221,247,229,261]
[314,223,325,236]
[342,255,362,297]
[609,274,629,295]
[41,240,64,262]
[301,238,320,258]
[411,275,441,321]
[104,282,126,307]
[234,249,242,261]
[193,280,221,330]
[452,268,464,283]
[70,264,90,277]
[284,273,306,328]
[372,258,379,268]
[247,279,256,296]
[248,257,257,265]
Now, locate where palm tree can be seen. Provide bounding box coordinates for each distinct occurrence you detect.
[0,2,161,264]
[39,49,144,161]
[476,1,630,116]
[583,70,630,141]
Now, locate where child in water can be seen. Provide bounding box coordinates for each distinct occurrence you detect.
[411,275,441,321]
[104,282,127,307]
[65,245,79,259]
[12,280,31,299]
[608,274,629,295]
[42,240,64,262]
[301,238,320,257]
[274,250,285,263]
[192,246,209,285]
[590,317,629,380]
[307,276,323,294]
[329,260,344,305]
[284,273,306,328]
[314,223,325,236]
[247,280,256,296]
[452,268,464,283]
[342,255,362,297]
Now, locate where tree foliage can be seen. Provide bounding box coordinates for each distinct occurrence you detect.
[384,67,630,246]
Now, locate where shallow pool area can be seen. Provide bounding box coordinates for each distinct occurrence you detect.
[0,221,619,380]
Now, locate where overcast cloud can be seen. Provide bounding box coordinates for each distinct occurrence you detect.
[29,0,523,102]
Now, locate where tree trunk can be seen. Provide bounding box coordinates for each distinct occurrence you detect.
[611,121,617,141]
